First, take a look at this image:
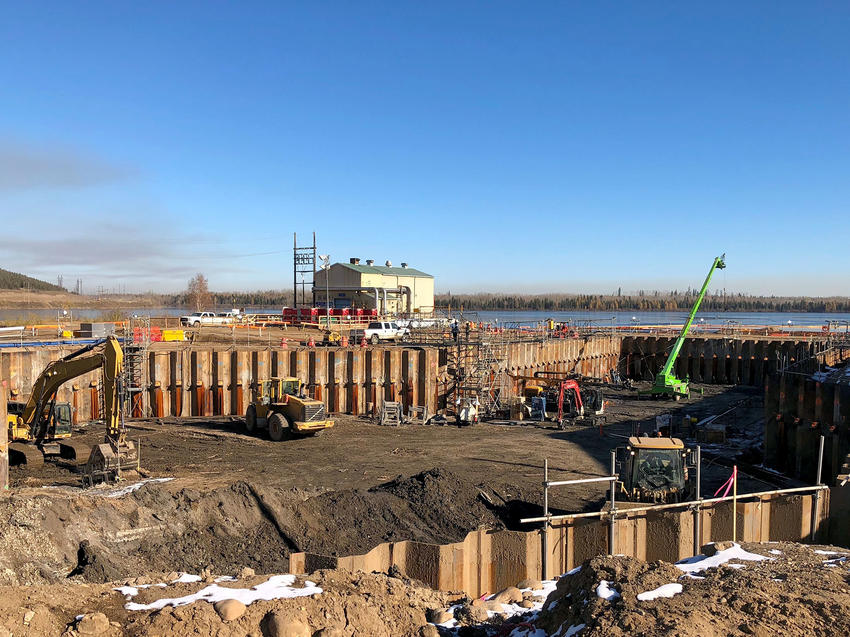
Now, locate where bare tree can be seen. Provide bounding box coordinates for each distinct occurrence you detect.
[187,273,212,311]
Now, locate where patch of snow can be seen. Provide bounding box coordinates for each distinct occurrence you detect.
[595,580,620,601]
[814,549,845,556]
[124,574,322,611]
[509,628,546,637]
[565,565,581,576]
[636,583,683,601]
[173,573,202,583]
[435,603,461,629]
[103,478,174,498]
[768,549,782,555]
[554,623,586,637]
[675,543,770,574]
[214,576,236,583]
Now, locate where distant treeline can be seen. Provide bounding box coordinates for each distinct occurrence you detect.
[435,292,850,313]
[0,267,64,292]
[162,290,296,308]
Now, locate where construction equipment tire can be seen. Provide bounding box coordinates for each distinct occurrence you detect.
[245,405,257,434]
[268,413,287,441]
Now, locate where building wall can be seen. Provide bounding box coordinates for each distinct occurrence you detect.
[315,265,435,314]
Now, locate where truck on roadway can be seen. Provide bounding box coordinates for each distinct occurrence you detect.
[180,310,243,327]
[362,321,410,344]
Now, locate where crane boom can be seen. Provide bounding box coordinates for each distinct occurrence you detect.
[646,254,726,399]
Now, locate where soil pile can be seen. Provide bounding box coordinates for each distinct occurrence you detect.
[514,542,850,636]
[0,468,504,586]
[0,568,456,637]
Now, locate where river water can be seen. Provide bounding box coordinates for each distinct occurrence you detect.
[2,307,850,329]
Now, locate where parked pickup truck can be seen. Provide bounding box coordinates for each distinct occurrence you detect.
[180,310,242,327]
[362,321,410,345]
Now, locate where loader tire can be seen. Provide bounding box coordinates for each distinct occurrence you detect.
[245,405,257,434]
[268,413,288,442]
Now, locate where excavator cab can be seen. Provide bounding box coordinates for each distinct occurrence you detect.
[46,402,72,437]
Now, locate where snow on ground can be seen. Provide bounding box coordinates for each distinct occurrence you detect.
[116,574,321,611]
[636,583,683,601]
[103,478,174,498]
[769,549,782,555]
[814,549,846,556]
[595,580,620,601]
[675,543,770,574]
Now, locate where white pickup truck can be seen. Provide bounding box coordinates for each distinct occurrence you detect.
[180,310,242,327]
[363,321,410,344]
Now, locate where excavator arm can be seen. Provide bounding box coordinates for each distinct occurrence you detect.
[22,337,123,443]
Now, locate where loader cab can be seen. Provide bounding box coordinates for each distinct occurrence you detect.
[618,436,692,503]
[261,377,303,405]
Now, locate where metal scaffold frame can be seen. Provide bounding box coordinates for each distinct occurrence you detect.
[293,232,317,310]
[123,315,151,418]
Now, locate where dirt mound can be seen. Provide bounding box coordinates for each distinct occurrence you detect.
[0,468,505,586]
[375,467,501,541]
[0,568,457,637]
[529,542,850,637]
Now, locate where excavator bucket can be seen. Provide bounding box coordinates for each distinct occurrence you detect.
[9,442,44,467]
[83,440,139,485]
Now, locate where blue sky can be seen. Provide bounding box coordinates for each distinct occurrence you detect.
[1,2,848,295]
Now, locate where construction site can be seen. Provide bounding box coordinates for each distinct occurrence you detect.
[2,251,850,637]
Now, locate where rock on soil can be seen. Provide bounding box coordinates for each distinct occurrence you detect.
[527,542,850,636]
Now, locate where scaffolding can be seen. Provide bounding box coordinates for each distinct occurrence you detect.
[453,333,509,417]
[293,232,317,309]
[122,316,151,418]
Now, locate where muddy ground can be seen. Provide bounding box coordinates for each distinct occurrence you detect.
[0,383,780,590]
[1,542,848,636]
[14,383,772,505]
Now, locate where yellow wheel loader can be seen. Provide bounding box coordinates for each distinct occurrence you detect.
[245,377,334,440]
[615,436,695,504]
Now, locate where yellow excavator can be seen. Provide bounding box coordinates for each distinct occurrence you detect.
[8,335,139,483]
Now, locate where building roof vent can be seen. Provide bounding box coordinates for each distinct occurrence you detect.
[349,257,360,265]
[366,259,374,266]
[401,262,408,268]
[385,260,392,267]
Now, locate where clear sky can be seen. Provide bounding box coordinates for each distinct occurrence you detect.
[1,2,848,296]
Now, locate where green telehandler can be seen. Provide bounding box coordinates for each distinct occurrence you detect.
[640,254,726,400]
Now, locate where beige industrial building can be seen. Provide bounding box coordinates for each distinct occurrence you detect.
[314,258,434,315]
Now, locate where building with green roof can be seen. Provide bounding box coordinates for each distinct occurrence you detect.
[313,258,434,315]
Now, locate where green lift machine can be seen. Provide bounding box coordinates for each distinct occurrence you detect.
[641,253,726,400]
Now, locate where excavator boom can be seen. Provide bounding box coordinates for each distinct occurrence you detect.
[10,335,138,483]
[22,337,123,443]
